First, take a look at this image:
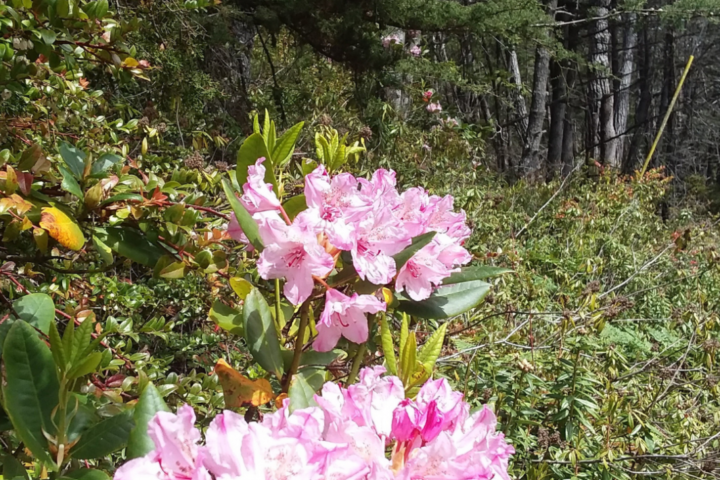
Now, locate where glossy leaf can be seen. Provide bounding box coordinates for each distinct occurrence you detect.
[380,314,397,375]
[94,227,165,266]
[396,280,491,319]
[222,179,264,251]
[60,469,110,480]
[272,121,304,167]
[40,207,85,251]
[236,133,276,193]
[282,194,307,221]
[417,323,447,370]
[442,266,513,284]
[59,142,86,180]
[59,165,84,200]
[393,232,436,270]
[229,277,253,300]
[288,370,318,413]
[91,153,122,176]
[2,321,59,467]
[71,409,135,459]
[12,293,54,334]
[1,454,29,480]
[126,384,169,459]
[209,300,243,336]
[242,288,284,379]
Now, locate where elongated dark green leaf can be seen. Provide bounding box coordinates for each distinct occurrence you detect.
[243,288,284,378]
[417,323,447,370]
[236,133,276,193]
[396,280,491,319]
[209,300,243,336]
[2,454,30,480]
[281,348,344,372]
[71,409,135,459]
[393,232,436,270]
[59,165,84,200]
[273,121,304,167]
[100,193,143,206]
[59,142,86,180]
[222,179,264,252]
[126,384,169,459]
[282,194,307,221]
[12,293,55,334]
[2,321,59,466]
[60,469,110,480]
[0,405,13,432]
[288,370,318,413]
[91,153,122,177]
[442,266,513,285]
[94,227,166,266]
[380,314,397,375]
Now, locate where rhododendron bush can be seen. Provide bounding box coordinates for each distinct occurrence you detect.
[116,367,514,480]
[109,128,512,478]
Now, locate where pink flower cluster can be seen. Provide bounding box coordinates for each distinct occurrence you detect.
[114,367,514,480]
[227,161,472,352]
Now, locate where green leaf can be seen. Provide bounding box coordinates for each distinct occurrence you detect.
[262,109,271,143]
[273,121,304,167]
[229,277,253,300]
[70,317,94,366]
[396,280,491,319]
[91,153,122,177]
[288,370,318,413]
[442,266,513,284]
[380,314,397,375]
[2,454,30,480]
[59,165,84,200]
[71,409,135,459]
[59,469,110,480]
[18,143,43,171]
[126,384,169,459]
[236,133,275,193]
[94,227,166,266]
[399,331,417,386]
[242,288,284,378]
[12,293,55,334]
[209,300,243,336]
[399,314,409,359]
[59,142,86,180]
[67,352,102,379]
[92,235,113,265]
[39,29,57,45]
[393,231,436,270]
[222,179,264,252]
[48,321,66,372]
[417,323,447,371]
[282,194,307,221]
[2,321,59,467]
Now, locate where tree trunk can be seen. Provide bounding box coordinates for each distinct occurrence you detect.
[660,29,676,172]
[614,12,637,166]
[624,23,652,173]
[547,58,566,178]
[509,49,529,141]
[589,0,618,167]
[519,0,557,182]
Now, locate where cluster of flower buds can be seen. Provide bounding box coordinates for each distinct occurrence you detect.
[114,367,514,480]
[227,161,472,352]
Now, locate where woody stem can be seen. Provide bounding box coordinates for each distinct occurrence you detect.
[283,299,311,393]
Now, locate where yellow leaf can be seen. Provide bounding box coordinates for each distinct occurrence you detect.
[33,228,48,253]
[215,359,275,408]
[39,207,85,251]
[229,277,253,300]
[141,137,148,155]
[121,57,139,68]
[0,194,33,215]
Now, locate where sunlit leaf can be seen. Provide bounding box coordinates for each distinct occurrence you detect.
[215,359,275,407]
[40,207,85,250]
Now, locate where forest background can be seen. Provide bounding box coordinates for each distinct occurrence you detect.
[1,0,720,479]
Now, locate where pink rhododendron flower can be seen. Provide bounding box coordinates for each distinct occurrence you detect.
[426,102,442,113]
[226,213,251,248]
[382,34,402,48]
[395,242,452,301]
[241,158,281,214]
[256,215,334,305]
[314,289,386,352]
[422,90,433,102]
[426,194,471,241]
[352,210,411,285]
[115,369,513,480]
[409,45,422,57]
[115,405,210,480]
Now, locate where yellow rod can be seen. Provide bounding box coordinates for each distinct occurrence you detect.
[640,55,694,177]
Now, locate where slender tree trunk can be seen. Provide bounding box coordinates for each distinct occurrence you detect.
[509,49,529,141]
[519,0,557,181]
[589,0,618,167]
[660,29,676,172]
[547,58,566,178]
[614,12,637,166]
[624,23,652,173]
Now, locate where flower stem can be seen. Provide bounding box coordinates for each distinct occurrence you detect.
[283,299,311,393]
[274,279,282,332]
[347,314,376,385]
